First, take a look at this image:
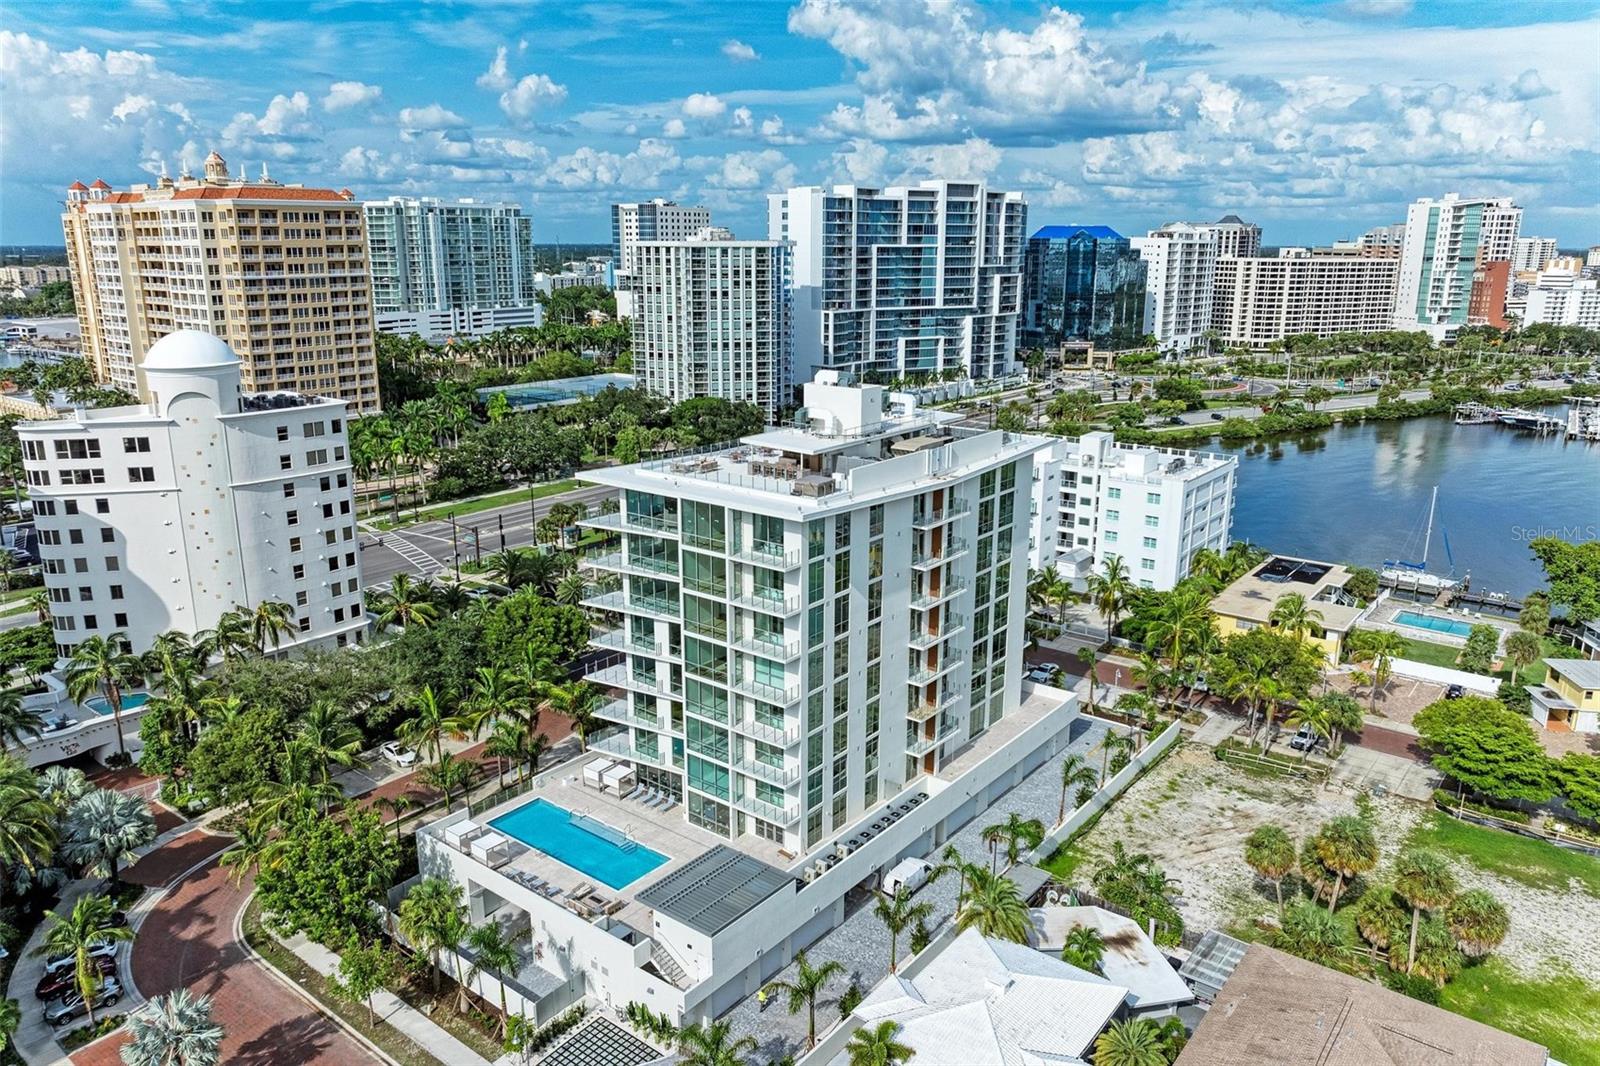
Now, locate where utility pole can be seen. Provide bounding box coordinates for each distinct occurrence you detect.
[472,525,482,565]
[449,512,460,581]
[498,513,506,552]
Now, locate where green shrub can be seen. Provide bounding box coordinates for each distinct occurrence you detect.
[1382,967,1442,1005]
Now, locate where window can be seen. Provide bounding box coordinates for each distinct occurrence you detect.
[114,613,127,627]
[1105,530,1119,543]
[54,439,102,460]
[83,614,97,629]
[296,591,308,607]
[1107,487,1121,500]
[100,529,114,543]
[121,437,150,453]
[276,426,290,442]
[128,467,155,483]
[1143,536,1157,549]
[64,469,106,485]
[104,556,119,571]
[292,563,305,580]
[1146,492,1162,504]
[279,455,292,471]
[298,616,311,632]
[77,587,93,601]
[305,449,328,466]
[95,498,109,514]
[1105,509,1119,522]
[282,482,296,498]
[70,529,87,545]
[109,585,123,599]
[289,536,302,553]
[1141,557,1156,571]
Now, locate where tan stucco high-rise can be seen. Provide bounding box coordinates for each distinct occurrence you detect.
[60,152,381,413]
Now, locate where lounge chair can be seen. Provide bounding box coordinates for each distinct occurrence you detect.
[571,881,594,899]
[638,788,657,805]
[649,792,669,810]
[622,784,643,801]
[540,884,562,899]
[661,797,677,812]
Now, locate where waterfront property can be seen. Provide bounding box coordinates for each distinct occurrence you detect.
[1209,555,1366,663]
[1392,609,1476,639]
[1526,658,1600,734]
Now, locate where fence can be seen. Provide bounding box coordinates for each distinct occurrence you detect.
[1029,719,1182,861]
[1213,739,1331,781]
[1436,800,1600,857]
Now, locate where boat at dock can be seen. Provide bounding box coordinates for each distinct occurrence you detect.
[1568,397,1600,441]
[1381,486,1460,597]
[1455,401,1575,435]
[1497,408,1565,433]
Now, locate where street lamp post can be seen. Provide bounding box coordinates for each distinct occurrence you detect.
[498,513,506,552]
[449,512,460,581]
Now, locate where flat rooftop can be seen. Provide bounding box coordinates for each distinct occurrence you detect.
[634,845,792,936]
[1210,555,1363,631]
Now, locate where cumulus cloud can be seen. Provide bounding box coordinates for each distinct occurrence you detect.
[500,73,568,122]
[682,93,728,120]
[398,103,469,132]
[692,147,797,190]
[721,39,760,62]
[221,91,318,158]
[477,46,513,91]
[323,81,382,112]
[662,117,688,139]
[338,145,391,179]
[540,138,682,189]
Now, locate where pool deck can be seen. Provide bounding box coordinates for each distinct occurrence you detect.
[1369,601,1516,649]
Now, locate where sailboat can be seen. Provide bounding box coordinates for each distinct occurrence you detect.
[1381,486,1461,594]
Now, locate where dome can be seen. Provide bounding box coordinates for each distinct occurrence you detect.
[143,330,241,371]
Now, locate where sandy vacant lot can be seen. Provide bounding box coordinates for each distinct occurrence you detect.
[1070,744,1600,985]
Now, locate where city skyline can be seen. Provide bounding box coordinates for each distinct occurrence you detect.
[3,0,1597,247]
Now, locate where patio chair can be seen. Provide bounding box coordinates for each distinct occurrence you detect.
[660,797,677,812]
[540,884,562,899]
[571,881,594,899]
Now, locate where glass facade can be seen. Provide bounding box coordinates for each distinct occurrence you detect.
[1023,226,1147,350]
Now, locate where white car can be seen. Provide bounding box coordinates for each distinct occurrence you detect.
[43,941,118,976]
[379,741,418,768]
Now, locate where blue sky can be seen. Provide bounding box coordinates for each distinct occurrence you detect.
[3,0,1597,247]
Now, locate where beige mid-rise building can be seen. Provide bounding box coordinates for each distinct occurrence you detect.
[61,151,381,413]
[1212,248,1398,347]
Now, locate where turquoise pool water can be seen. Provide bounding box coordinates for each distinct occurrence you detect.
[84,692,151,716]
[489,798,668,889]
[1393,611,1476,638]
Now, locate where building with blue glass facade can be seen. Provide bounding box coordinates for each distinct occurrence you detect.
[1022,225,1148,352]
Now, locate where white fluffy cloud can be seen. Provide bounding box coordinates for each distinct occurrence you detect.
[323,81,382,112]
[476,46,512,91]
[721,39,759,62]
[500,73,568,122]
[397,103,469,132]
[221,91,318,159]
[540,138,682,189]
[682,93,728,120]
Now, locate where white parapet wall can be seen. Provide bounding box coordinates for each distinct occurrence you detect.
[1388,658,1499,696]
[1029,720,1182,862]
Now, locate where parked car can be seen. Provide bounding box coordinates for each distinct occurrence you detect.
[42,942,118,977]
[379,741,418,768]
[1025,664,1057,684]
[1210,412,1225,421]
[43,978,122,1027]
[1445,683,1465,700]
[1288,725,1322,752]
[36,955,115,1000]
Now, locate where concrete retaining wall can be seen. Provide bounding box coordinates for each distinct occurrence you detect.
[1029,720,1181,862]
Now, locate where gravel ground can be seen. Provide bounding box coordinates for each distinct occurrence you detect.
[719,717,1111,1063]
[1068,745,1600,986]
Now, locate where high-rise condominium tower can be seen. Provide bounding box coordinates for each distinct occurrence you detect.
[770,182,1027,384]
[1131,223,1218,353]
[1394,193,1522,336]
[1202,215,1262,259]
[630,229,792,416]
[60,152,380,413]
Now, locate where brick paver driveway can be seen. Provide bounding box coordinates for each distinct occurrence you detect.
[70,836,382,1066]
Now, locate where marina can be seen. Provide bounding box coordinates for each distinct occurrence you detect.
[1454,399,1596,438]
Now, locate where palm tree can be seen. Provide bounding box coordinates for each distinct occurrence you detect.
[675,1020,759,1066]
[1268,592,1324,644]
[219,822,282,886]
[1349,886,1407,954]
[1148,583,1216,679]
[1283,698,1334,764]
[37,765,92,813]
[0,689,41,753]
[1059,925,1105,972]
[63,633,144,758]
[954,873,1031,943]
[0,754,55,896]
[484,718,530,788]
[120,989,225,1066]
[62,787,156,887]
[1502,629,1543,681]
[1353,629,1406,713]
[245,600,296,654]
[486,549,534,590]
[845,1020,914,1066]
[398,686,452,764]
[926,845,981,914]
[464,666,518,741]
[373,573,440,631]
[1057,753,1097,825]
[195,610,254,666]
[765,950,844,1050]
[1086,555,1134,638]
[27,587,50,624]
[874,887,934,973]
[1312,816,1379,912]
[1410,915,1465,987]
[1093,1018,1169,1066]
[554,572,588,607]
[1080,645,1101,712]
[397,877,466,995]
[984,813,1045,872]
[296,701,363,785]
[465,922,519,1038]
[1273,900,1351,966]
[540,680,603,750]
[423,751,473,809]
[1446,888,1510,958]
[0,997,19,1057]
[1319,691,1364,757]
[36,894,134,1026]
[1242,825,1297,919]
[1393,848,1458,974]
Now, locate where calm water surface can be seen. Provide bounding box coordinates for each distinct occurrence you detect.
[1218,412,1599,596]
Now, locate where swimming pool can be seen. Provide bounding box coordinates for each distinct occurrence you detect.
[84,692,151,716]
[489,798,668,889]
[1393,611,1476,638]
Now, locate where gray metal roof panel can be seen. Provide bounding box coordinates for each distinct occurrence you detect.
[635,845,793,936]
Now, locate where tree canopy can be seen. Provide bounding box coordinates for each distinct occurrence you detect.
[1529,538,1600,624]
[1414,696,1554,804]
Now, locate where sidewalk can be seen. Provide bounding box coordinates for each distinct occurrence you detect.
[279,933,492,1066]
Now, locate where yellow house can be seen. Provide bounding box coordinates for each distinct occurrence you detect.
[1210,556,1364,664]
[1527,659,1600,734]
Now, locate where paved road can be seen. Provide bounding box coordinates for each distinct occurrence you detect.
[359,482,613,586]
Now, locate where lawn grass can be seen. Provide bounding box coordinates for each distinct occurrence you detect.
[1405,811,1600,898]
[373,478,581,529]
[1440,958,1600,1065]
[1393,635,1462,670]
[1494,636,1578,686]
[241,900,439,1066]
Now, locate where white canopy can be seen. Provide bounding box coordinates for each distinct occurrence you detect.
[582,758,615,786]
[441,819,480,848]
[602,763,635,789]
[470,831,512,868]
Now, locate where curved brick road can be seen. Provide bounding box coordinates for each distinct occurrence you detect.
[70,832,381,1066]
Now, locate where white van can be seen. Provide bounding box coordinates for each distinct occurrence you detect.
[882,857,933,898]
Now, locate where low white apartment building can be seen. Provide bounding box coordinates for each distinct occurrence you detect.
[408,374,1080,1026]
[19,330,367,658]
[1030,431,1236,592]
[1522,270,1600,328]
[1131,223,1217,353]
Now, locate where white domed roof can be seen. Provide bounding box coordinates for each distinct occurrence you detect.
[143,330,240,371]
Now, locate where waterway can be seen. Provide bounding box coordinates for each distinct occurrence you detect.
[1218,411,1599,597]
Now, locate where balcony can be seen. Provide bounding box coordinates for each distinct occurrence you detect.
[581,590,682,621]
[728,632,803,662]
[590,628,682,662]
[912,501,972,529]
[589,729,670,768]
[582,551,679,579]
[909,615,966,650]
[595,698,668,732]
[730,789,801,826]
[909,578,968,610]
[906,690,962,723]
[583,663,680,700]
[906,732,943,757]
[729,673,801,706]
[580,511,680,538]
[733,753,801,787]
[728,588,802,616]
[729,542,803,569]
[908,650,964,686]
[731,715,802,747]
[911,538,970,569]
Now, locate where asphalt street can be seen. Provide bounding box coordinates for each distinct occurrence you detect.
[357,481,614,586]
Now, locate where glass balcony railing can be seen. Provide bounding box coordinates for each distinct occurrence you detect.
[911,501,972,528]
[733,753,801,787]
